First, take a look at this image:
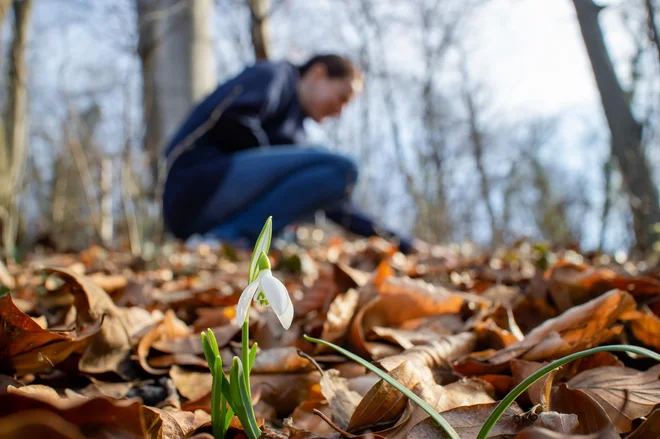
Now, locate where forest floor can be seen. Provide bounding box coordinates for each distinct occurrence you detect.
[0,228,659,438]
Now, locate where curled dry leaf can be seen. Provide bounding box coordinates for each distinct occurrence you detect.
[142,406,197,439]
[350,277,466,358]
[546,261,660,311]
[315,288,360,354]
[0,294,102,375]
[620,310,660,351]
[454,290,636,375]
[138,309,191,375]
[0,391,145,438]
[43,267,157,375]
[378,332,477,385]
[346,360,419,434]
[627,408,660,439]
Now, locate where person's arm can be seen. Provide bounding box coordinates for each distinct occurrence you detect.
[324,201,418,254]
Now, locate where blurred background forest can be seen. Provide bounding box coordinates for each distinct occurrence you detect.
[1,0,660,260]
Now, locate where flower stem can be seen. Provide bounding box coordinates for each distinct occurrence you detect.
[476,345,660,439]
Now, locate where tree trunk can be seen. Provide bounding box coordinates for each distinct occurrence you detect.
[644,0,660,66]
[248,0,271,60]
[0,0,33,260]
[0,0,12,33]
[572,0,660,254]
[463,86,501,246]
[136,0,217,192]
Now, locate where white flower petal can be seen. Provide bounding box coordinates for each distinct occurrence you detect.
[276,300,294,330]
[236,278,260,326]
[260,271,292,316]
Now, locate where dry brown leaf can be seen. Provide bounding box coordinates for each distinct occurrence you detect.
[388,378,496,439]
[514,426,620,439]
[346,360,419,434]
[251,347,316,373]
[315,288,359,354]
[627,408,660,439]
[0,391,145,437]
[409,402,526,439]
[550,384,617,435]
[620,310,660,351]
[169,365,212,401]
[350,277,466,358]
[533,412,579,435]
[511,360,550,407]
[0,410,88,439]
[44,267,157,375]
[138,309,191,375]
[320,369,362,431]
[0,294,102,375]
[142,406,197,439]
[546,260,660,311]
[378,332,477,385]
[286,400,337,438]
[566,364,660,433]
[454,290,635,375]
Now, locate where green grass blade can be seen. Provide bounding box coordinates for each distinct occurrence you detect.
[303,334,460,439]
[476,345,660,439]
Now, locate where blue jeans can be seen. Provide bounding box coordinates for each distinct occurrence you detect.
[189,146,358,243]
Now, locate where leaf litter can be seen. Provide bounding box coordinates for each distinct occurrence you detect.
[0,235,658,438]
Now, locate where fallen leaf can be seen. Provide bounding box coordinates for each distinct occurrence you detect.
[320,369,362,431]
[550,384,617,435]
[514,425,620,439]
[169,365,212,401]
[409,402,527,439]
[378,332,477,385]
[142,406,196,439]
[0,391,145,438]
[454,290,635,374]
[566,364,660,433]
[286,400,336,438]
[138,310,191,375]
[0,294,102,375]
[621,310,660,351]
[350,277,466,358]
[251,347,316,373]
[347,360,419,433]
[44,267,157,375]
[315,288,359,354]
[533,412,579,435]
[627,408,660,439]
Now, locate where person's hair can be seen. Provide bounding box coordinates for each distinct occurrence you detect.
[298,54,361,81]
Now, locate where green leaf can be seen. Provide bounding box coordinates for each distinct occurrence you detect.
[229,358,261,439]
[201,332,216,371]
[476,345,660,439]
[248,342,258,376]
[207,328,220,358]
[303,334,460,439]
[212,355,225,439]
[248,217,272,283]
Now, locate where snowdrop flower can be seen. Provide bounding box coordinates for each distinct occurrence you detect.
[236,264,294,330]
